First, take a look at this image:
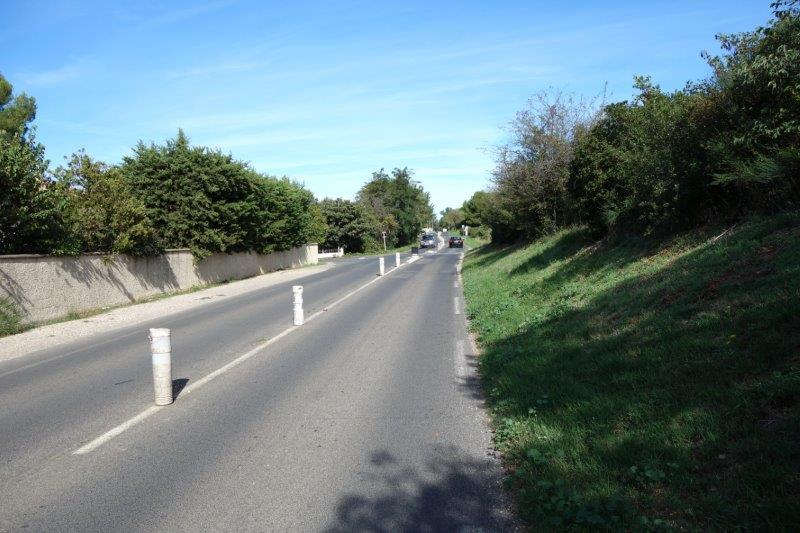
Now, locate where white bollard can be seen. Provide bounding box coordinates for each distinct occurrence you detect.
[378,257,385,276]
[292,285,304,325]
[149,328,173,406]
[395,252,401,268]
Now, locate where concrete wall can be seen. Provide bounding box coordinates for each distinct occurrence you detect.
[318,247,344,259]
[0,244,318,324]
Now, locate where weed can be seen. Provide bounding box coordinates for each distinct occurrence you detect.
[0,298,22,336]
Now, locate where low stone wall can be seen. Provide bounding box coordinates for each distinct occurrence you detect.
[318,247,344,259]
[0,244,318,324]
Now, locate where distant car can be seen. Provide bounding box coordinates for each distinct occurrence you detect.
[449,236,463,248]
[420,234,437,248]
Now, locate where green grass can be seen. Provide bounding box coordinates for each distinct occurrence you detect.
[0,297,22,336]
[464,235,489,249]
[462,212,800,530]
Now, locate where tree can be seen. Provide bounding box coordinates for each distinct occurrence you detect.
[461,191,492,228]
[52,151,159,255]
[0,74,36,137]
[0,75,68,254]
[357,167,434,246]
[492,90,595,240]
[318,198,380,253]
[0,131,65,254]
[462,190,513,243]
[439,207,464,230]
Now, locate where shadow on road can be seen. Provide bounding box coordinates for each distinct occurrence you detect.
[324,445,517,532]
[172,378,189,399]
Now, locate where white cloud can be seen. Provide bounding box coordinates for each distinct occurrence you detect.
[18,60,86,87]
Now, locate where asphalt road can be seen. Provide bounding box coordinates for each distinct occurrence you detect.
[0,245,515,531]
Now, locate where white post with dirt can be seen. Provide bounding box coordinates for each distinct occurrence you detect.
[149,328,173,406]
[292,285,304,325]
[395,252,401,268]
[378,257,385,276]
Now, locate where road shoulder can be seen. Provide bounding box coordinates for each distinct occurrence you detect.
[0,264,331,362]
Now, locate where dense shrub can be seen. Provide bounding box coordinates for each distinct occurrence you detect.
[706,4,800,210]
[318,198,380,253]
[461,190,517,244]
[122,130,318,257]
[241,175,324,254]
[486,3,799,242]
[53,151,159,255]
[569,79,714,235]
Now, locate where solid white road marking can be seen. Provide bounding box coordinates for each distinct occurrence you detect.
[72,254,413,455]
[454,297,461,315]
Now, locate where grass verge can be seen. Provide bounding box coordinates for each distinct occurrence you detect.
[0,298,22,337]
[462,212,800,529]
[465,236,489,249]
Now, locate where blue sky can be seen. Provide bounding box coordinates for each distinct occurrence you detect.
[3,1,772,214]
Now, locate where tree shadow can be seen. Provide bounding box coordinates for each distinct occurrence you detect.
[508,228,594,277]
[58,254,181,302]
[0,265,32,311]
[325,446,519,532]
[466,244,518,270]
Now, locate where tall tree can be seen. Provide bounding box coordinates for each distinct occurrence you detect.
[357,167,434,246]
[0,75,68,254]
[0,74,36,137]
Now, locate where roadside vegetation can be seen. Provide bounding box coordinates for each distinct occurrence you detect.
[318,168,434,254]
[455,2,798,242]
[0,297,21,337]
[460,2,800,529]
[1,78,434,259]
[463,213,799,528]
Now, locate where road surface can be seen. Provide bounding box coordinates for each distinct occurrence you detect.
[0,246,515,531]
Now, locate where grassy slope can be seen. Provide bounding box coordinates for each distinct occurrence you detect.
[462,212,800,530]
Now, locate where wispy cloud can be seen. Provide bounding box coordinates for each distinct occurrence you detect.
[164,60,264,80]
[110,0,238,27]
[149,0,237,25]
[17,58,90,87]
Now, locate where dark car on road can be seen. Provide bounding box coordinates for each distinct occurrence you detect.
[449,236,463,248]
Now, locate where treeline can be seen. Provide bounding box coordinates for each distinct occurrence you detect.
[0,74,433,257]
[318,167,434,253]
[452,1,799,243]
